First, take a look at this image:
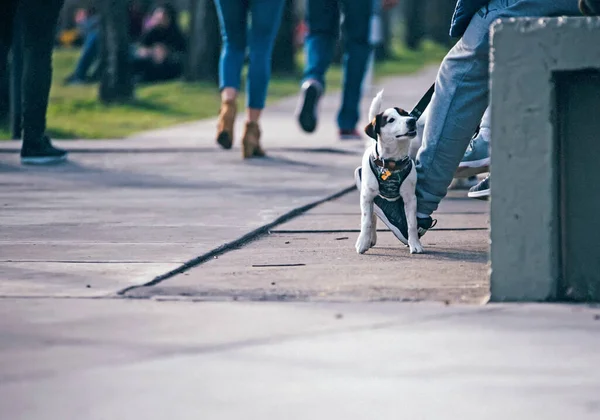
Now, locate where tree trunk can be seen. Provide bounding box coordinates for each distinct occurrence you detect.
[271,0,297,75]
[404,0,426,50]
[426,0,455,47]
[9,13,23,139]
[98,0,133,104]
[375,9,392,62]
[0,56,8,127]
[185,0,220,84]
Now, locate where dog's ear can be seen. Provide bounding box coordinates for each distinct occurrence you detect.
[364,113,382,140]
[394,107,410,117]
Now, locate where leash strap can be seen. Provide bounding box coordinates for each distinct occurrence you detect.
[409,83,435,121]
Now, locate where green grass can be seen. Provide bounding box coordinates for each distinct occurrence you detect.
[0,41,446,140]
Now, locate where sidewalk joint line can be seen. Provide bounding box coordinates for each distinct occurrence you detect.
[116,185,357,296]
[269,228,489,234]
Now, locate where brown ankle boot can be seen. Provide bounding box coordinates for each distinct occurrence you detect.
[216,100,237,149]
[241,121,265,159]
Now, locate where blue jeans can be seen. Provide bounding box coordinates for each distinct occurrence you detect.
[214,0,285,109]
[415,0,581,217]
[303,0,373,131]
[73,29,99,80]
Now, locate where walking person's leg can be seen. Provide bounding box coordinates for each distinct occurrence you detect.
[20,0,68,165]
[337,0,372,139]
[242,0,285,158]
[214,0,248,149]
[65,29,100,84]
[296,0,339,133]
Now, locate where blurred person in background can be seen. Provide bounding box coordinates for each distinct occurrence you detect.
[64,0,146,85]
[213,0,286,159]
[131,2,186,83]
[0,0,68,164]
[63,6,100,85]
[296,0,399,140]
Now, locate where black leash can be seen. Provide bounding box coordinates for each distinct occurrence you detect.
[409,83,435,121]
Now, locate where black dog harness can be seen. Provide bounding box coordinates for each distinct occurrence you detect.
[369,153,413,202]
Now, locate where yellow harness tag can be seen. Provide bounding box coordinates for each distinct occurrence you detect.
[381,169,392,181]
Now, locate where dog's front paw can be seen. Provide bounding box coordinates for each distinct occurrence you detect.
[369,230,377,247]
[409,238,424,254]
[355,233,372,254]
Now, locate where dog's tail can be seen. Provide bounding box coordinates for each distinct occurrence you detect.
[368,89,384,121]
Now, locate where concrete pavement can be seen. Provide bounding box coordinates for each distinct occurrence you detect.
[3,65,599,419]
[1,299,599,420]
[125,190,490,303]
[1,66,450,299]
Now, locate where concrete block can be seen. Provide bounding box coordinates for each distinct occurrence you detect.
[489,17,600,302]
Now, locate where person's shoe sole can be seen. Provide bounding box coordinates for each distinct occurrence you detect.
[21,155,68,165]
[456,157,490,178]
[455,164,489,178]
[449,176,479,190]
[297,83,319,133]
[467,188,490,200]
[354,167,409,245]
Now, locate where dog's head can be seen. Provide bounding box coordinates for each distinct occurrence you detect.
[364,107,417,144]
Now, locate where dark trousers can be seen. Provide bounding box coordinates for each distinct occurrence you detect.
[0,0,65,147]
[303,0,373,130]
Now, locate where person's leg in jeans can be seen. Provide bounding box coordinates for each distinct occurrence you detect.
[65,29,99,84]
[214,0,248,150]
[337,0,372,135]
[415,0,580,218]
[19,0,68,164]
[296,0,339,133]
[355,0,581,243]
[242,0,285,158]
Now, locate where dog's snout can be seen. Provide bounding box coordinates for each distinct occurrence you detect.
[407,117,416,131]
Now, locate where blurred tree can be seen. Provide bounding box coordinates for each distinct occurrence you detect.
[271,0,297,75]
[0,63,8,126]
[375,9,392,61]
[404,0,425,50]
[185,0,220,84]
[98,0,134,104]
[426,0,456,47]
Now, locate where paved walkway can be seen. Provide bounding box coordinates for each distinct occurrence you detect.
[1,299,599,420]
[3,66,599,419]
[1,65,486,302]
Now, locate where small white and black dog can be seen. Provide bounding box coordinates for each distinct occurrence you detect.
[355,90,424,255]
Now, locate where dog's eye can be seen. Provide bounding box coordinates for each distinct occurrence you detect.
[388,118,395,123]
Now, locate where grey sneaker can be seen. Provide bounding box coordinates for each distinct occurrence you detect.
[456,134,490,178]
[354,167,435,245]
[467,175,490,200]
